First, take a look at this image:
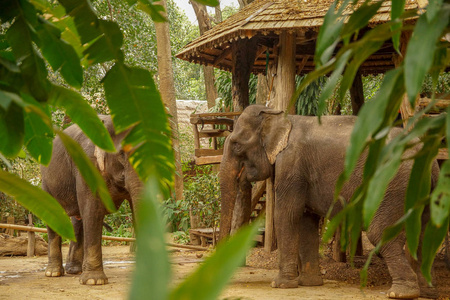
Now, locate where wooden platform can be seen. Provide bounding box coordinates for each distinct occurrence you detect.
[190,112,241,165]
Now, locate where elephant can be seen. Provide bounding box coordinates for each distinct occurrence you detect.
[219,105,440,299]
[41,115,141,285]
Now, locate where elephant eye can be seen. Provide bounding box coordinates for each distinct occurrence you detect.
[232,142,243,154]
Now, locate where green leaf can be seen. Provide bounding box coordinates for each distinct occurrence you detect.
[190,0,219,7]
[404,7,450,105]
[341,68,403,184]
[317,50,352,116]
[431,159,450,227]
[135,0,167,23]
[103,64,174,195]
[0,169,75,240]
[170,219,261,300]
[56,130,116,213]
[6,12,51,102]
[404,119,443,258]
[339,24,391,101]
[0,90,25,157]
[315,0,349,66]
[84,20,124,64]
[49,85,115,152]
[341,1,383,40]
[421,216,449,283]
[34,18,83,88]
[130,177,170,300]
[59,0,124,65]
[390,0,405,53]
[426,0,443,22]
[22,95,54,165]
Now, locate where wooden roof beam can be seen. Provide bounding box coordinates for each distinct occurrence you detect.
[214,46,232,65]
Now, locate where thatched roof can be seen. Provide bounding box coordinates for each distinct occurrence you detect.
[176,0,424,75]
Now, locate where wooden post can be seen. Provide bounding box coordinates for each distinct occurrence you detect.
[350,70,365,115]
[129,228,136,253]
[264,176,276,252]
[393,32,415,127]
[6,216,15,236]
[232,37,258,112]
[271,31,296,114]
[27,214,35,257]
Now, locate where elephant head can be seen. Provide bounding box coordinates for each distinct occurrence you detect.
[93,116,142,211]
[219,105,292,240]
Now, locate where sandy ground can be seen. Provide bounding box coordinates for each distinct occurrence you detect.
[0,245,404,300]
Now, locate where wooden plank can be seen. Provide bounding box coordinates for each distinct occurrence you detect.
[191,112,242,118]
[198,130,231,138]
[190,116,235,126]
[437,148,449,160]
[264,176,276,252]
[418,98,450,112]
[192,124,200,149]
[0,223,208,251]
[194,155,223,165]
[195,149,223,157]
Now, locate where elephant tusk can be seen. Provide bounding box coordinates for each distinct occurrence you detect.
[237,165,245,180]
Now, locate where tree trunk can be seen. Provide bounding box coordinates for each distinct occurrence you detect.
[238,0,255,10]
[255,73,269,105]
[232,38,258,112]
[155,0,183,201]
[191,1,219,108]
[214,0,222,23]
[350,70,365,115]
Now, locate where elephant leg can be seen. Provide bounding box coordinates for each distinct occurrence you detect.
[298,212,323,286]
[406,211,438,299]
[78,185,108,285]
[45,226,64,277]
[368,230,420,299]
[65,216,84,275]
[271,185,303,289]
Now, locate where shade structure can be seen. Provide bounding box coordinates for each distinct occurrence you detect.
[176,0,425,75]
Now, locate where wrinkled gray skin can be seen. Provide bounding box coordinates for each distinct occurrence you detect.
[219,105,440,299]
[41,116,142,285]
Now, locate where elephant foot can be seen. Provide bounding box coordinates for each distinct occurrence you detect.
[65,262,82,275]
[419,286,439,299]
[298,273,323,286]
[271,275,298,289]
[387,282,420,299]
[80,271,108,285]
[45,265,64,277]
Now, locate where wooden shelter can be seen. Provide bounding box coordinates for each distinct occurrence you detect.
[177,0,447,251]
[177,0,426,112]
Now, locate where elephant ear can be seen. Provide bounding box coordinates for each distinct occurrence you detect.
[260,110,292,164]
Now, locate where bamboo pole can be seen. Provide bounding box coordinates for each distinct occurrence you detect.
[0,223,208,251]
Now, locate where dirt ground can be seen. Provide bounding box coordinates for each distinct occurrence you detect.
[0,243,449,300]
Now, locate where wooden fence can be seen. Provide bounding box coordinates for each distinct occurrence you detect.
[0,223,207,256]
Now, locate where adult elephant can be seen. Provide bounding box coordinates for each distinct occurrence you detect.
[41,115,141,285]
[219,105,439,299]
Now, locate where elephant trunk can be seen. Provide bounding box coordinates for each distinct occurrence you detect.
[126,168,143,226]
[219,139,241,241]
